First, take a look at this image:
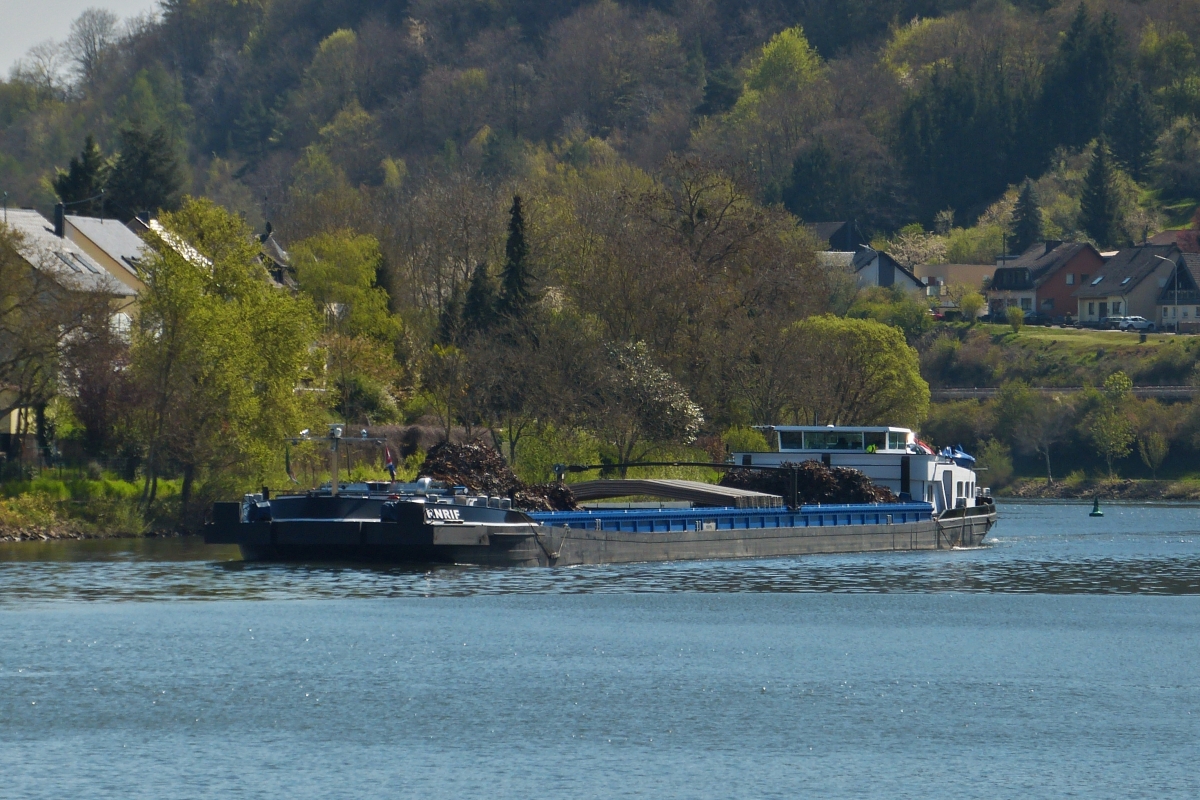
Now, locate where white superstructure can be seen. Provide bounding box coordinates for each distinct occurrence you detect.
[732,426,986,514]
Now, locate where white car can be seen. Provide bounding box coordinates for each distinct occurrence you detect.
[1118,316,1156,331]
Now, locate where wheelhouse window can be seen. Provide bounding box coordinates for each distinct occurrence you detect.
[802,431,864,450]
[864,431,886,451]
[779,431,804,450]
[887,432,907,450]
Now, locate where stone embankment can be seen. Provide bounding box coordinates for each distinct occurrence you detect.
[1,523,90,543]
[1004,478,1200,500]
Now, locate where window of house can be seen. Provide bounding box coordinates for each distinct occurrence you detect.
[1066,273,1075,285]
[1091,275,1104,285]
[1020,298,1032,310]
[1088,302,1095,315]
[1173,307,1177,318]
[1121,277,1132,285]
[1081,274,1090,283]
[1113,302,1122,314]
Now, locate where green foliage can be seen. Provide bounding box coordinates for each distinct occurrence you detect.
[959,291,985,321]
[462,261,497,336]
[846,286,932,342]
[132,198,319,517]
[1039,4,1122,153]
[1153,115,1200,200]
[696,62,741,116]
[1108,83,1159,180]
[722,425,770,454]
[1010,179,1042,254]
[787,314,929,429]
[1080,137,1124,247]
[106,124,183,214]
[744,26,822,94]
[53,134,108,214]
[1006,305,1025,333]
[291,231,397,341]
[975,438,1013,487]
[497,195,534,320]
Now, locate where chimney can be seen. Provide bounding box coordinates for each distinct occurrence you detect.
[53,203,65,237]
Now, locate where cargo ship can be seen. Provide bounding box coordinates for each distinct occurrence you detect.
[204,425,996,566]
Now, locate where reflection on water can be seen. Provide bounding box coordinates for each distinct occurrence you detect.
[1,500,1199,601]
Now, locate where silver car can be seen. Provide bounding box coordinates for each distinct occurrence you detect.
[1118,316,1156,331]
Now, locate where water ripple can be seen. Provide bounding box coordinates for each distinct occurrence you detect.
[2,502,1199,602]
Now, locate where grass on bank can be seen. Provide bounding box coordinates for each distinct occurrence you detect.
[0,476,181,536]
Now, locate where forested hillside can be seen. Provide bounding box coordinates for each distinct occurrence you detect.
[6,0,1200,239]
[5,0,1200,521]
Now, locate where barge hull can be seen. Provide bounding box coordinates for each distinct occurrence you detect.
[207,507,995,567]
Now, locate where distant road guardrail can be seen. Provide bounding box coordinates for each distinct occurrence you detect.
[932,386,1195,400]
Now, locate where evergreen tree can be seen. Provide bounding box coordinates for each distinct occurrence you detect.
[462,261,497,336]
[1080,137,1122,248]
[1010,179,1043,254]
[497,195,534,320]
[435,291,464,346]
[695,62,741,116]
[106,124,183,216]
[1107,82,1158,181]
[53,134,108,216]
[1039,4,1122,153]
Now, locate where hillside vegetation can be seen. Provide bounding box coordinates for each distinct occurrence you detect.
[5,0,1200,526]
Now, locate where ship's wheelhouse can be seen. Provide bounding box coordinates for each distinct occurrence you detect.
[731,425,986,513]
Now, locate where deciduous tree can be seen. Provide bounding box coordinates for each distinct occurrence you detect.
[783,315,929,428]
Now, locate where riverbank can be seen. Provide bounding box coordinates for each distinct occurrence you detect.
[0,524,178,543]
[1003,477,1200,500]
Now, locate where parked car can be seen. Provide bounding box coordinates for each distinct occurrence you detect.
[1118,316,1156,331]
[1099,316,1127,330]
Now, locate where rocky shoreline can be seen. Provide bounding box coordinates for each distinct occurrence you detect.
[1003,478,1200,501]
[0,526,177,543]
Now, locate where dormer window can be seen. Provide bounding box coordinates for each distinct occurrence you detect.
[1120,277,1131,285]
[1091,275,1104,286]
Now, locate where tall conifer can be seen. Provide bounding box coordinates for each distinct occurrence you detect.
[106,124,183,215]
[53,135,109,215]
[1108,82,1158,181]
[1080,137,1122,247]
[498,195,533,320]
[1010,179,1043,254]
[463,261,497,336]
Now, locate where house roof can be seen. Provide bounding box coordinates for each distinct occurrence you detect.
[65,214,149,277]
[1149,229,1200,253]
[1071,244,1179,299]
[852,247,923,288]
[989,241,1097,293]
[2,209,136,296]
[1155,253,1200,305]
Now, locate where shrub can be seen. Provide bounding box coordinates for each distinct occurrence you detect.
[975,438,1013,487]
[1006,305,1025,333]
[722,426,770,454]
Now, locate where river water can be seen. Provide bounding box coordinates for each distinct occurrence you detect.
[1,501,1197,799]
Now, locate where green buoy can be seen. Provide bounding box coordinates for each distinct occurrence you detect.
[1089,496,1104,517]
